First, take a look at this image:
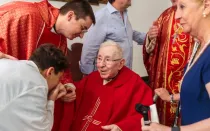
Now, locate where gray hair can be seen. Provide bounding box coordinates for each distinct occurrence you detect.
[99,41,123,59]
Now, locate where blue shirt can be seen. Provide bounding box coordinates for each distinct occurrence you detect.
[181,45,210,125]
[80,2,146,74]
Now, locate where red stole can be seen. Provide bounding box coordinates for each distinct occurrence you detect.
[143,6,194,126]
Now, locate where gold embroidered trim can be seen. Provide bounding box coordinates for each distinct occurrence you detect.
[81,97,101,131]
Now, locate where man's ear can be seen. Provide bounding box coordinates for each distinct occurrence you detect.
[44,67,55,78]
[118,59,125,70]
[67,11,75,21]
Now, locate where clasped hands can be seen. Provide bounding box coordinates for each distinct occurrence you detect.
[0,52,76,102]
[48,83,76,102]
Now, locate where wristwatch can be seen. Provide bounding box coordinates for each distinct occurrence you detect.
[172,126,180,131]
[170,94,175,103]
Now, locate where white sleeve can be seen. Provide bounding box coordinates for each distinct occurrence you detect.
[0,86,54,131]
[47,100,54,130]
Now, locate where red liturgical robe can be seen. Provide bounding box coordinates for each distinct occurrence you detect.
[53,66,153,131]
[143,6,194,126]
[0,0,72,83]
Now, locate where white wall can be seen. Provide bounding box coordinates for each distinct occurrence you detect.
[128,0,171,76]
[0,0,171,76]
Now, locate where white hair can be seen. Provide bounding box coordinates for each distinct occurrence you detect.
[99,41,123,58]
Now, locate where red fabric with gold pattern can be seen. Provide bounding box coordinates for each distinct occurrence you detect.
[0,0,72,83]
[0,0,61,59]
[143,6,194,126]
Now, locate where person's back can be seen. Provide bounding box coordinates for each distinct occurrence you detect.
[0,59,49,131]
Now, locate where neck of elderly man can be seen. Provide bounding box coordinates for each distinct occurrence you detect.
[103,71,119,85]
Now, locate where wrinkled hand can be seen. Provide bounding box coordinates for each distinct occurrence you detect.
[146,22,159,54]
[141,118,170,131]
[101,124,122,131]
[155,88,170,102]
[148,25,159,40]
[145,39,156,54]
[148,21,159,40]
[48,83,67,101]
[0,51,17,60]
[61,83,76,102]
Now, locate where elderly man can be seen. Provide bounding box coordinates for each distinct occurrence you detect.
[53,41,153,131]
[0,44,69,131]
[80,0,146,75]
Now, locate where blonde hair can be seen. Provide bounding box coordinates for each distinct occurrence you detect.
[99,41,123,59]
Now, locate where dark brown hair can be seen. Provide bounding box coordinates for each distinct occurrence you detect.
[60,0,96,24]
[29,44,69,74]
[108,0,115,4]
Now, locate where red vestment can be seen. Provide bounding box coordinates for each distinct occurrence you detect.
[143,6,194,126]
[52,66,153,131]
[0,0,72,83]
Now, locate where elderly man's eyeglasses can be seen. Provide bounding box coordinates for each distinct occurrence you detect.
[96,57,122,65]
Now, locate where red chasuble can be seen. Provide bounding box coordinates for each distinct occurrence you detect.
[0,0,72,83]
[143,6,194,126]
[52,66,153,131]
